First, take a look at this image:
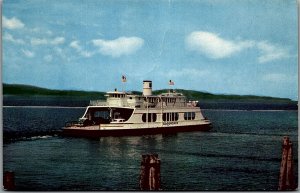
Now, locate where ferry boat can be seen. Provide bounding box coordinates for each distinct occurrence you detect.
[63,80,212,138]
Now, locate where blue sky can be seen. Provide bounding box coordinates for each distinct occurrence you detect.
[3,0,298,100]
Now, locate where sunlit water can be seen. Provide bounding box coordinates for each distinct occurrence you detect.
[3,106,298,190]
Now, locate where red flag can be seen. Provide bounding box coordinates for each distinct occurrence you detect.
[169,80,174,85]
[122,75,127,82]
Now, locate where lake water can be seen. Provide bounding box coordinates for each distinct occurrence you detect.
[3,105,298,190]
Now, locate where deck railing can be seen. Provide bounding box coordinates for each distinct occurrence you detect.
[89,100,107,106]
[89,100,190,108]
[65,121,84,127]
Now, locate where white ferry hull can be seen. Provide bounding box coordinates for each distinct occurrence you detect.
[62,122,212,138]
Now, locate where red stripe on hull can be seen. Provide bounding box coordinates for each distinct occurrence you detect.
[62,123,212,138]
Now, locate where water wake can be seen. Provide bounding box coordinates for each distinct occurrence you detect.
[4,130,62,143]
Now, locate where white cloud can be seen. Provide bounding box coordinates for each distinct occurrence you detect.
[256,41,289,63]
[51,37,65,45]
[21,49,35,58]
[186,31,291,63]
[3,33,25,44]
[70,41,81,50]
[31,37,65,46]
[3,16,25,30]
[92,36,144,57]
[28,27,53,36]
[186,31,254,59]
[70,41,94,57]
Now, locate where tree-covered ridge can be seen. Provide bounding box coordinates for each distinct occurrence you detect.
[153,89,294,102]
[3,83,106,99]
[3,83,295,102]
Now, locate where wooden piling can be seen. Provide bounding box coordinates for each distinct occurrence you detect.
[278,136,295,190]
[140,154,161,190]
[140,154,149,190]
[3,171,15,190]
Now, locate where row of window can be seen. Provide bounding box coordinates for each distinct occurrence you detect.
[111,95,184,103]
[111,94,126,98]
[141,112,196,122]
[142,113,157,122]
[164,98,176,103]
[184,112,195,120]
[163,113,179,121]
[144,97,183,103]
[144,97,159,103]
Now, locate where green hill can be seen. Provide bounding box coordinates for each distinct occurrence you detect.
[3,83,106,99]
[3,83,295,102]
[153,89,294,102]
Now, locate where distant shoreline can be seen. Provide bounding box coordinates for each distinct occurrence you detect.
[3,83,298,111]
[3,83,296,102]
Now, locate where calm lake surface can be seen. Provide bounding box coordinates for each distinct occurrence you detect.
[3,103,298,190]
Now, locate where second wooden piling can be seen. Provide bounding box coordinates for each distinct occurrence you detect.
[139,154,161,190]
[278,136,295,190]
[3,171,15,190]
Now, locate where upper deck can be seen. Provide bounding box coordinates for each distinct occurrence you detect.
[90,90,198,108]
[89,80,198,108]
